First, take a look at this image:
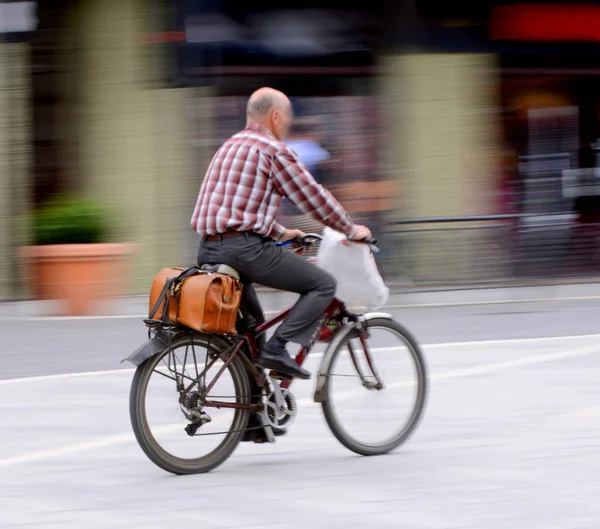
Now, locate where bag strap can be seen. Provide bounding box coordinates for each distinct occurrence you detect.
[149,278,173,320]
[176,266,201,282]
[148,267,200,321]
[161,281,175,326]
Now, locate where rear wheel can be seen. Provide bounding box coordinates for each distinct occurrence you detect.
[129,332,252,474]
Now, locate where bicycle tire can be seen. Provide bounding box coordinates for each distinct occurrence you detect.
[321,318,428,456]
[129,332,251,475]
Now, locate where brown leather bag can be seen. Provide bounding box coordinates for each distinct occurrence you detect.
[148,267,243,335]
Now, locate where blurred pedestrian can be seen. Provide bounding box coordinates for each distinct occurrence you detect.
[279,117,331,236]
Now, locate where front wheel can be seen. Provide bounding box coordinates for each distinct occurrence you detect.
[321,318,428,456]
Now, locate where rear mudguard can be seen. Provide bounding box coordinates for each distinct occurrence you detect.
[122,330,235,367]
[313,312,393,403]
[122,331,171,367]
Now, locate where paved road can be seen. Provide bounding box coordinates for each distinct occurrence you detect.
[2,298,600,380]
[1,300,600,528]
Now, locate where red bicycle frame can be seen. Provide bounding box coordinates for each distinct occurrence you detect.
[242,298,344,390]
[198,298,343,411]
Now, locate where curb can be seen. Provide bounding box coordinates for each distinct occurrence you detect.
[2,282,600,319]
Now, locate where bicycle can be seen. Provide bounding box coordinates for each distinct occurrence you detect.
[125,234,428,475]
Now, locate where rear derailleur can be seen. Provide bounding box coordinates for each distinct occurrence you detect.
[180,389,212,436]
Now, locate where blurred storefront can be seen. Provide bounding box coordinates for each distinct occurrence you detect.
[389,1,600,282]
[5,1,600,299]
[0,0,507,297]
[418,1,600,216]
[1,0,193,299]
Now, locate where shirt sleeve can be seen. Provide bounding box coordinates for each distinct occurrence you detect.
[268,221,286,240]
[271,147,356,238]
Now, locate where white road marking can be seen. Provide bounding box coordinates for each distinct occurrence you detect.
[0,368,136,386]
[329,341,600,394]
[0,423,191,469]
[429,342,600,380]
[0,432,136,468]
[558,405,600,420]
[423,333,600,349]
[0,313,149,321]
[1,333,600,387]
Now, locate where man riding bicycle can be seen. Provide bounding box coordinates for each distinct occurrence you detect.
[191,87,372,381]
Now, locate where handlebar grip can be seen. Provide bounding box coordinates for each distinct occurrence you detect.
[361,236,378,246]
[277,239,295,247]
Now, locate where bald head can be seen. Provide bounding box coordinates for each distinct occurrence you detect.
[245,87,293,141]
[246,87,290,121]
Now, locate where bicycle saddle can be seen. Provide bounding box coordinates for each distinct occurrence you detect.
[200,263,240,281]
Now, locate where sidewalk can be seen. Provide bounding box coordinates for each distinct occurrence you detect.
[2,281,600,318]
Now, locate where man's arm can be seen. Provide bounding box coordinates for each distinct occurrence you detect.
[268,221,307,244]
[268,221,286,240]
[271,148,357,238]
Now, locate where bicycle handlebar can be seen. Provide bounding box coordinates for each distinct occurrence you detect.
[277,233,379,250]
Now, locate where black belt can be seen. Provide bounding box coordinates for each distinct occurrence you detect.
[204,230,252,242]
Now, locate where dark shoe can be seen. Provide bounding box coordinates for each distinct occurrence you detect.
[241,412,286,443]
[241,378,287,443]
[256,346,311,380]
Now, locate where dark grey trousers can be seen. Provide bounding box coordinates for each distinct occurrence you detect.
[197,233,336,347]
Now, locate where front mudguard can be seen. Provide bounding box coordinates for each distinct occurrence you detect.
[313,312,393,403]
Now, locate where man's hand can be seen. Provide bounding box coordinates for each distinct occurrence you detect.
[350,225,372,241]
[280,228,305,243]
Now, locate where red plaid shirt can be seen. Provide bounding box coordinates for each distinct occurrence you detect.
[191,122,356,240]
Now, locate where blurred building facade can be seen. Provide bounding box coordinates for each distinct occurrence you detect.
[2,1,600,299]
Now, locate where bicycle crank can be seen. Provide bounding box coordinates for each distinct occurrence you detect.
[262,387,298,431]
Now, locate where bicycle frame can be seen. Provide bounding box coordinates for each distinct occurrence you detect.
[199,297,344,411]
[249,298,344,390]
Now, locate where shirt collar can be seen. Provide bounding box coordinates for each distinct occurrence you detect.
[245,121,275,139]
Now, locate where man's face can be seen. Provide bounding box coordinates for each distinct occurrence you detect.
[270,102,293,141]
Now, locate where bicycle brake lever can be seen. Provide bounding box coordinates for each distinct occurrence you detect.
[354,236,379,253]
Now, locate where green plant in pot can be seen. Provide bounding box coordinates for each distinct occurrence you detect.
[33,196,111,245]
[22,195,136,315]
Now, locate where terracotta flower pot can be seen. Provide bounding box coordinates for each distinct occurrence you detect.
[20,243,138,316]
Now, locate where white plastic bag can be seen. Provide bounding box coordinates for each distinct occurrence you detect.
[316,227,389,312]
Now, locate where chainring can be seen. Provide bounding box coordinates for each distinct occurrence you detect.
[263,388,298,430]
